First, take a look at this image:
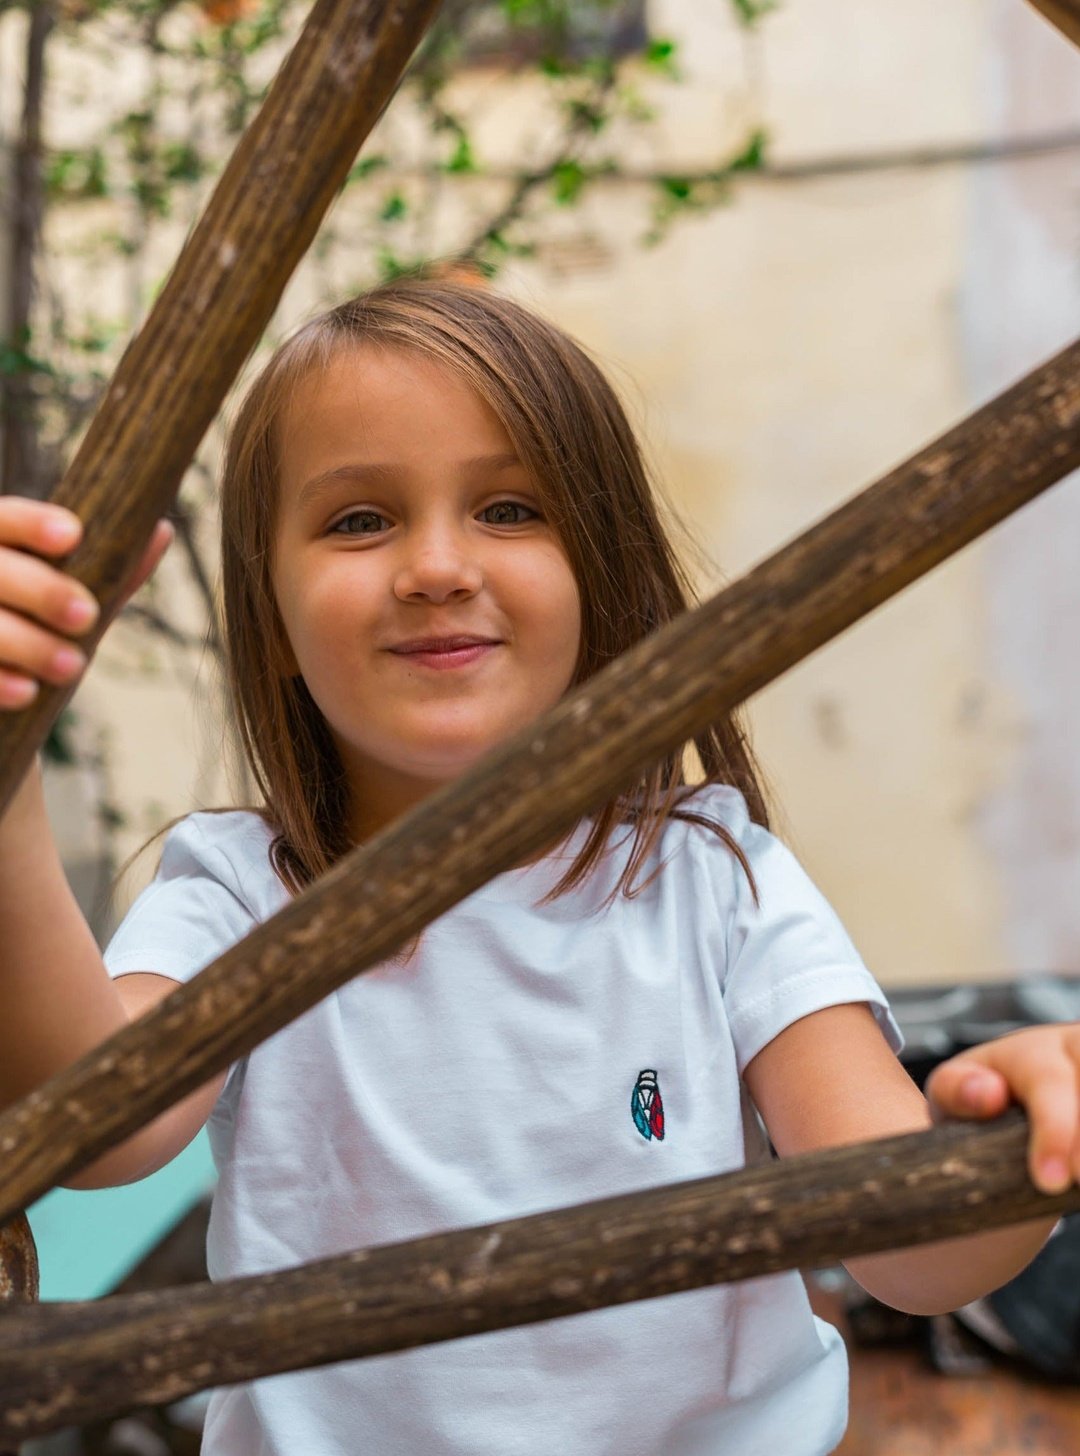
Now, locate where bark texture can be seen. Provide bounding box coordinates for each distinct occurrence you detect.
[0,1215,37,1307]
[0,1112,1075,1442]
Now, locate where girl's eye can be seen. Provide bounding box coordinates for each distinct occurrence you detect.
[331,509,389,536]
[479,500,537,526]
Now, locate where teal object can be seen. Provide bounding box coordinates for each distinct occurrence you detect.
[26,1130,215,1301]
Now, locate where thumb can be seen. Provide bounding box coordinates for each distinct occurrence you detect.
[925,1059,1011,1122]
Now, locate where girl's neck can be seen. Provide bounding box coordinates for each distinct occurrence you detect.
[346,762,448,844]
[343,765,569,871]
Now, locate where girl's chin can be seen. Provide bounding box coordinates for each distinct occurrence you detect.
[412,745,506,781]
[365,737,511,783]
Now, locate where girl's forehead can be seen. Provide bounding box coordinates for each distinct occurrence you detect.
[280,347,515,465]
[284,346,464,425]
[276,345,517,494]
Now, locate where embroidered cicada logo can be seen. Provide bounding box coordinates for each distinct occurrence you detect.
[631,1069,665,1141]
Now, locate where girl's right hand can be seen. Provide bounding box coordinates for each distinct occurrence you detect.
[0,497,174,710]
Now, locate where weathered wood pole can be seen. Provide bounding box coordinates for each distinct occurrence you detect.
[0,1215,36,1456]
[1027,0,1080,47]
[0,1216,36,1309]
[0,335,1079,1224]
[0,0,443,818]
[0,1112,1076,1442]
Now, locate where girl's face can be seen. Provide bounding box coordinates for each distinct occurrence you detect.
[272,345,582,838]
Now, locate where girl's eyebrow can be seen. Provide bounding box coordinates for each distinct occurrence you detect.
[296,461,400,509]
[296,453,524,509]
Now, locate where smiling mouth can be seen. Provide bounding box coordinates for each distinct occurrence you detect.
[387,637,501,669]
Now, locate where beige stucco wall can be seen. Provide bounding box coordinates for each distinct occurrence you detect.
[492,0,1005,987]
[3,0,1080,985]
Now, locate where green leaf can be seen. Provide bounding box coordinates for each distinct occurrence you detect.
[551,159,588,204]
[564,97,607,134]
[162,142,204,184]
[348,154,389,183]
[659,175,693,202]
[72,318,121,356]
[375,247,413,281]
[379,191,408,223]
[730,128,768,172]
[444,133,477,174]
[0,345,55,379]
[45,146,109,201]
[43,710,78,768]
[731,0,778,27]
[644,38,678,73]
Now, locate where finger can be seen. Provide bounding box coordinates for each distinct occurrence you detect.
[1066,1025,1080,1185]
[974,1038,1080,1193]
[925,1058,1011,1122]
[0,604,87,695]
[0,543,100,637]
[0,498,83,557]
[1022,1059,1078,1193]
[0,666,39,710]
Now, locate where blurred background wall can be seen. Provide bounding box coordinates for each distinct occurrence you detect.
[2,0,1080,989]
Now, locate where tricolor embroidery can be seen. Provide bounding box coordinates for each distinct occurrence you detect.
[631,1069,665,1141]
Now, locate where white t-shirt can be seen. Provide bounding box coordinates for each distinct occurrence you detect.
[104,785,902,1456]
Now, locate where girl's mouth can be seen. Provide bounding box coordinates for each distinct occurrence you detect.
[388,637,500,670]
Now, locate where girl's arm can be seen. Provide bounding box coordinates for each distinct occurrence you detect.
[0,500,224,1188]
[742,1003,1067,1315]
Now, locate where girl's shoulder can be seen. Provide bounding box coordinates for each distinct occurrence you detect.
[655,783,794,911]
[155,808,285,917]
[161,806,276,861]
[660,782,760,866]
[668,782,754,835]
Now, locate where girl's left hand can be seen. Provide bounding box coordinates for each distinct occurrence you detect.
[925,1024,1080,1195]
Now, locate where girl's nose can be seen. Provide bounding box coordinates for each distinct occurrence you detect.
[393,530,483,605]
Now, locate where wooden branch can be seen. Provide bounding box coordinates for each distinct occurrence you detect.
[0,0,442,818]
[0,1216,36,1307]
[0,1214,36,1452]
[0,337,1078,1223]
[1027,0,1080,48]
[0,1113,1076,1442]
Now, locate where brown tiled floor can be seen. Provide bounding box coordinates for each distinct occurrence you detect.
[808,1283,1080,1455]
[839,1344,1080,1455]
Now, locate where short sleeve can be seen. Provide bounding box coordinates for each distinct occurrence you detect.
[103,813,262,985]
[693,791,903,1073]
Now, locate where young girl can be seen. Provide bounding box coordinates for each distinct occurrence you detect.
[1,278,1077,1456]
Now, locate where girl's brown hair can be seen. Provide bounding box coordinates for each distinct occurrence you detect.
[221,276,768,899]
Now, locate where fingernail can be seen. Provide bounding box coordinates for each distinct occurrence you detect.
[52,645,86,678]
[44,511,81,547]
[63,595,98,631]
[960,1072,989,1105]
[1038,1157,1071,1192]
[1,677,38,708]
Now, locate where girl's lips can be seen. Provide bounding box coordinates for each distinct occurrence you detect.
[390,641,499,670]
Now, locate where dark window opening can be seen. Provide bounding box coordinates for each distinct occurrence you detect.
[456,2,648,69]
